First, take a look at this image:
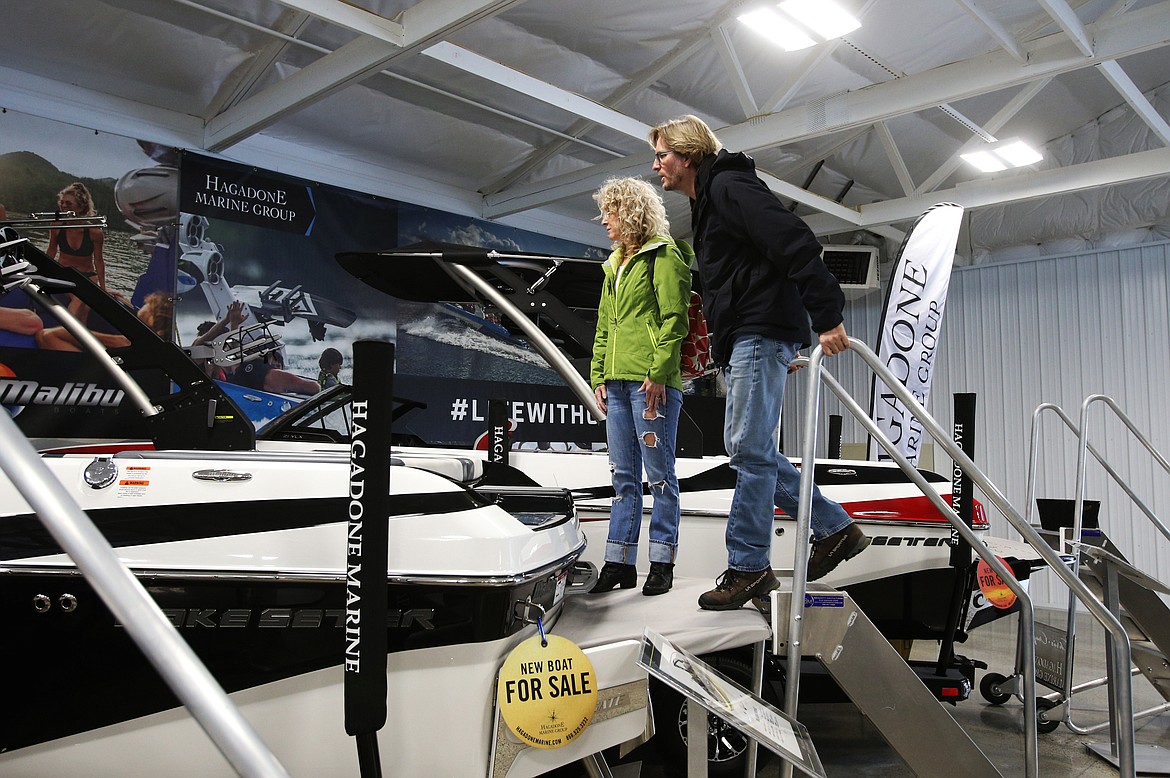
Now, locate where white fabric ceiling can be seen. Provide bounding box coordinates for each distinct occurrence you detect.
[2,0,1170,264]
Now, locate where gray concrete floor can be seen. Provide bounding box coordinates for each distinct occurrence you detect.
[553,606,1170,776]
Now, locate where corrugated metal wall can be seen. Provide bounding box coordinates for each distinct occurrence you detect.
[783,240,1170,608]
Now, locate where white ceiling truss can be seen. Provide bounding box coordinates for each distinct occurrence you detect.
[1,0,1169,258]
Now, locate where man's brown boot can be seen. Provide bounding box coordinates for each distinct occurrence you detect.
[807,524,871,581]
[697,567,779,611]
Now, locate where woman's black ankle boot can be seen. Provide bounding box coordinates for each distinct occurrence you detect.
[642,562,674,596]
[592,562,637,593]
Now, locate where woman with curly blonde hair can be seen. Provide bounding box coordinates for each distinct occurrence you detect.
[589,176,693,596]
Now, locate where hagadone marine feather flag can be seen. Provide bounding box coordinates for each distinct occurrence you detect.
[867,202,964,466]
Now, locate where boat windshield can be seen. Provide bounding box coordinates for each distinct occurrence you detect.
[256,385,354,443]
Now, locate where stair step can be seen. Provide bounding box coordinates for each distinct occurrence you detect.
[1132,642,1170,682]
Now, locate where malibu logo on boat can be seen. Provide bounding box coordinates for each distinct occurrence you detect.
[0,378,124,408]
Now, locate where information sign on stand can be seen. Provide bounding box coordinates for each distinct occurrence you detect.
[637,629,825,778]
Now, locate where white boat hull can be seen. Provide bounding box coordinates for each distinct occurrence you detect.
[370,444,974,589]
[0,633,651,778]
[0,451,636,777]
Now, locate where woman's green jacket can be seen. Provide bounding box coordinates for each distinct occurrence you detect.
[590,235,693,392]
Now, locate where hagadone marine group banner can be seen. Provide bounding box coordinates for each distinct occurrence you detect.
[867,202,963,466]
[0,109,606,445]
[172,151,606,446]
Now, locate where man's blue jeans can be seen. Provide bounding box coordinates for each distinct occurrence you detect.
[603,380,682,565]
[723,334,852,573]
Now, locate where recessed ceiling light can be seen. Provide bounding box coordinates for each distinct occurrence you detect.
[738,8,817,51]
[778,0,862,40]
[961,138,1043,172]
[960,151,1008,173]
[994,140,1044,167]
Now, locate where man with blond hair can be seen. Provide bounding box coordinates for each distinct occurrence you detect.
[648,114,869,610]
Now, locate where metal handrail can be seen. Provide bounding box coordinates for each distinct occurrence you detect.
[0,413,291,778]
[1064,396,1170,742]
[783,341,1034,778]
[1071,395,1170,748]
[1026,401,1170,737]
[1074,396,1170,546]
[1026,403,1162,533]
[786,338,1136,778]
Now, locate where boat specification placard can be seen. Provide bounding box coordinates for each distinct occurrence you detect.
[637,628,826,778]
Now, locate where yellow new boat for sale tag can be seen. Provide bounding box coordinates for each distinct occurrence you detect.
[496,633,597,749]
[976,555,1018,610]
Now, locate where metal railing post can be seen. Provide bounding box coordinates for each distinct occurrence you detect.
[842,340,1135,776]
[783,338,1140,778]
[813,360,1040,778]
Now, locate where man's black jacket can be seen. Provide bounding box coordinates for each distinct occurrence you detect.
[690,149,844,365]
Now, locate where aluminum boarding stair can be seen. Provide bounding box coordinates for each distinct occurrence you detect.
[772,583,1003,778]
[1075,530,1170,705]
